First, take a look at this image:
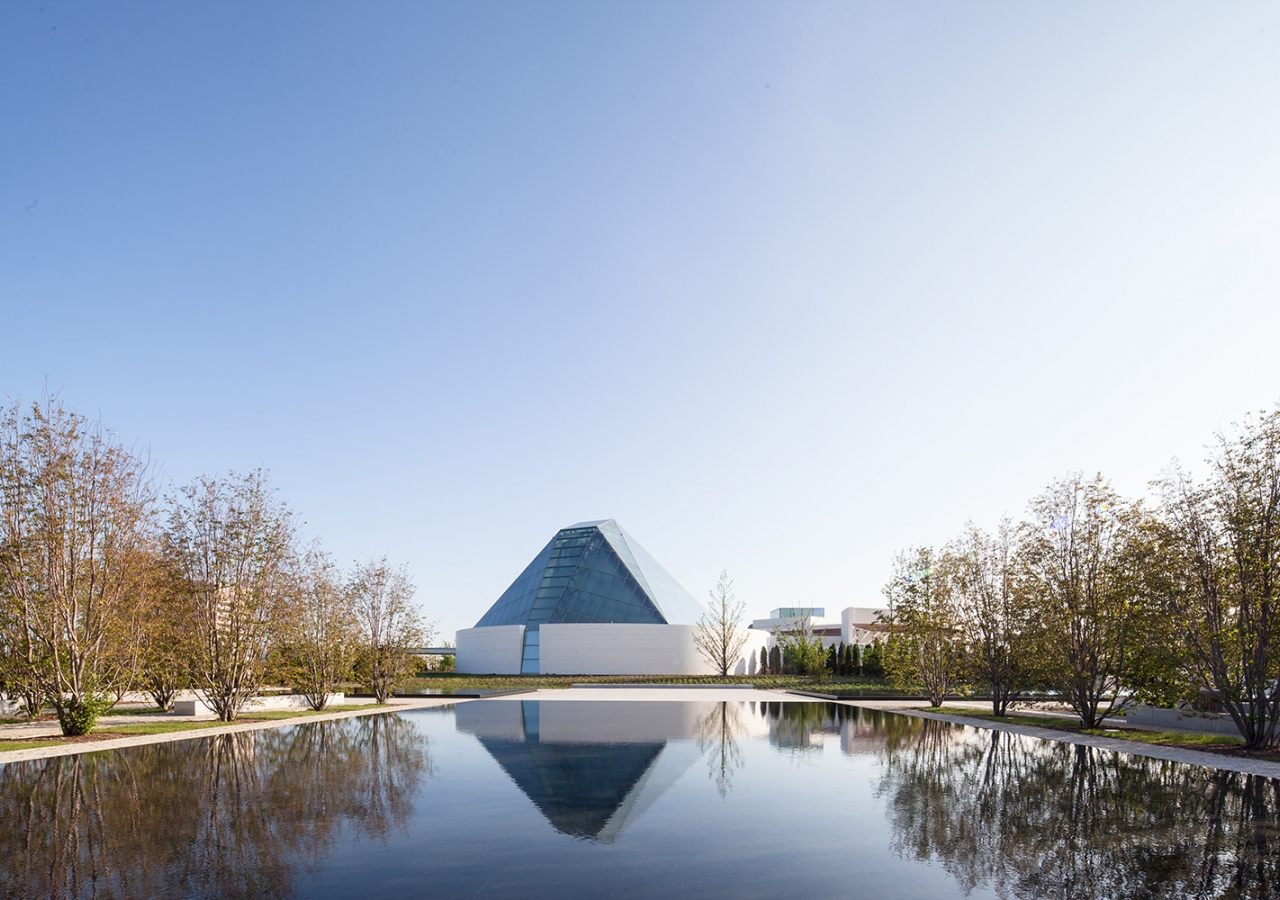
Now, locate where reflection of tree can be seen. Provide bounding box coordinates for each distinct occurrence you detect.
[760,701,864,753]
[0,713,433,899]
[878,719,1280,899]
[696,701,746,797]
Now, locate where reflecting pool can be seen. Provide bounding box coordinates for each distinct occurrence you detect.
[2,700,1278,899]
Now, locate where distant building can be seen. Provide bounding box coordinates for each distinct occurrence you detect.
[751,606,889,649]
[456,519,766,675]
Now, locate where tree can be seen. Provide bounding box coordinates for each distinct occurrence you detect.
[132,549,190,710]
[759,646,769,675]
[1019,473,1161,729]
[0,397,155,735]
[1156,408,1280,749]
[165,470,295,722]
[693,571,749,677]
[773,612,827,679]
[280,542,357,711]
[949,520,1036,715]
[862,639,884,677]
[883,547,963,707]
[349,558,432,703]
[769,644,781,674]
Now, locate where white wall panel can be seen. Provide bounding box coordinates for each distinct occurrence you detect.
[540,624,765,676]
[456,625,524,674]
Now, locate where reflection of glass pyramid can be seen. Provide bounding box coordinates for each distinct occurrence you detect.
[474,520,707,630]
[457,701,702,842]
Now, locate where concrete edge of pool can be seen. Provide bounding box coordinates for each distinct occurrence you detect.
[848,701,1280,779]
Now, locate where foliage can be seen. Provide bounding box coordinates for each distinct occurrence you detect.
[693,571,750,676]
[280,543,358,710]
[165,470,295,722]
[882,547,964,707]
[1156,407,1280,749]
[1019,474,1164,729]
[350,558,434,703]
[0,396,155,735]
[948,520,1037,715]
[56,693,114,737]
[772,613,828,679]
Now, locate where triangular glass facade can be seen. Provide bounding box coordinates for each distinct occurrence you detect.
[474,519,707,640]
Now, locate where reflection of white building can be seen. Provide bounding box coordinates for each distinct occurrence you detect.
[750,606,890,649]
[456,700,710,842]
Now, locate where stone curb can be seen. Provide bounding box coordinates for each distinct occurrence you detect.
[0,697,467,766]
[843,702,1280,778]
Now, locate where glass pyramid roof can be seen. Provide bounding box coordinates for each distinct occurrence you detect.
[474,519,707,629]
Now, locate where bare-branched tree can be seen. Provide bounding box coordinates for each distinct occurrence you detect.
[349,559,432,703]
[282,542,358,710]
[693,571,749,677]
[0,397,155,735]
[165,470,295,722]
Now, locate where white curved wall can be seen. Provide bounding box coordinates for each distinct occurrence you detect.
[540,624,767,676]
[456,625,524,674]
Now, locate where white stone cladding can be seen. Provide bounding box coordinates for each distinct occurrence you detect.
[456,624,525,674]
[538,623,767,676]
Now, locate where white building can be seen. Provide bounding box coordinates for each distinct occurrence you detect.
[456,519,767,676]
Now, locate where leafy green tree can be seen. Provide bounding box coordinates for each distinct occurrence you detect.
[1156,407,1280,749]
[773,613,827,679]
[1019,473,1163,729]
[949,520,1037,715]
[769,644,781,674]
[862,640,884,677]
[759,646,769,675]
[883,547,964,707]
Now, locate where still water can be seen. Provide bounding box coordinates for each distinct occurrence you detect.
[2,700,1278,900]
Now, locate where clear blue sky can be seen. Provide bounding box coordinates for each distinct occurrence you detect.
[4,2,1279,638]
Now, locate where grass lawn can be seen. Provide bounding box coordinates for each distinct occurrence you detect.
[0,738,66,752]
[0,704,395,749]
[938,706,1247,751]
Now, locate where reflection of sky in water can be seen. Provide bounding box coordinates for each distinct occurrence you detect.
[1,700,1278,899]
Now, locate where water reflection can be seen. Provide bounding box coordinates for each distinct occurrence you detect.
[456,700,708,841]
[5,701,1279,900]
[0,714,432,900]
[456,700,895,836]
[878,718,1280,899]
[696,701,745,798]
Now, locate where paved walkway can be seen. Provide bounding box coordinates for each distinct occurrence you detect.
[841,699,1280,779]
[516,686,788,703]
